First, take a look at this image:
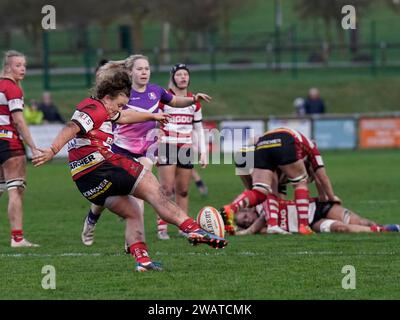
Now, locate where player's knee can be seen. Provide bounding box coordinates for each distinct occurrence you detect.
[252,182,272,195]
[6,179,26,192]
[177,190,189,198]
[332,223,350,233]
[288,173,308,186]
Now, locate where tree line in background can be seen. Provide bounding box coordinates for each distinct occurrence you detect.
[0,0,399,64]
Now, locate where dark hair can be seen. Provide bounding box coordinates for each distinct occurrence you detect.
[95,70,131,99]
[170,63,190,88]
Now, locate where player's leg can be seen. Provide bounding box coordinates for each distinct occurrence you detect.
[175,166,192,214]
[133,170,227,248]
[3,155,38,247]
[191,168,208,196]
[81,204,105,246]
[280,160,313,235]
[156,163,176,240]
[104,195,161,271]
[81,155,151,245]
[312,218,373,233]
[326,204,399,232]
[0,166,6,198]
[220,168,273,234]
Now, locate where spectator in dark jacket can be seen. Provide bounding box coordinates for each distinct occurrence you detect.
[304,87,326,115]
[38,91,65,123]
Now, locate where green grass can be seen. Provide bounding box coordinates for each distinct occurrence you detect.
[0,149,399,299]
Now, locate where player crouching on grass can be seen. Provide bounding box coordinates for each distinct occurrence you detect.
[232,197,400,235]
[222,128,339,235]
[32,68,227,272]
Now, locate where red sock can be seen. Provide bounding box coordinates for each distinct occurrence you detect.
[130,242,151,264]
[157,217,168,232]
[179,218,200,233]
[370,225,383,233]
[295,188,310,227]
[11,230,23,242]
[264,194,279,227]
[230,189,267,213]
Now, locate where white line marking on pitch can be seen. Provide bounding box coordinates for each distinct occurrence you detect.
[0,250,398,259]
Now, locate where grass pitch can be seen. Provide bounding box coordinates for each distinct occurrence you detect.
[0,149,399,299]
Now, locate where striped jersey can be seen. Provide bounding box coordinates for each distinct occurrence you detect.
[159,90,202,146]
[0,78,24,149]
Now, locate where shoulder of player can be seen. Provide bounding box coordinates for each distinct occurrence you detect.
[76,98,108,119]
[0,78,23,98]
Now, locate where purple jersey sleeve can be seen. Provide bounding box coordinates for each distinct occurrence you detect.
[160,87,173,104]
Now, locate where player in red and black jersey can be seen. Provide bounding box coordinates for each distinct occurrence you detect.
[33,68,227,272]
[222,127,339,235]
[0,50,40,247]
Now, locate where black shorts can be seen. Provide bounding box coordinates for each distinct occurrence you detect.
[254,132,297,171]
[75,161,145,206]
[0,140,26,165]
[157,143,194,169]
[311,201,336,225]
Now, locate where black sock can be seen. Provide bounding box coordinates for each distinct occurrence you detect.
[195,180,205,188]
[87,210,100,225]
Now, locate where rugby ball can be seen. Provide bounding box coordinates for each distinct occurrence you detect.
[196,206,225,238]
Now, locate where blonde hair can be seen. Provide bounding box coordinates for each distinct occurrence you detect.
[1,50,25,77]
[95,54,150,85]
[124,54,149,71]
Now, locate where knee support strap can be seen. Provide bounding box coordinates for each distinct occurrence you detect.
[288,173,308,185]
[6,178,26,190]
[252,182,272,195]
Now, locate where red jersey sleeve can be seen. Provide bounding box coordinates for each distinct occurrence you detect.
[71,102,108,134]
[6,82,24,112]
[304,137,324,170]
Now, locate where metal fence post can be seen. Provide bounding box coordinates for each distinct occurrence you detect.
[370,20,377,76]
[83,27,92,87]
[42,31,50,90]
[291,24,298,79]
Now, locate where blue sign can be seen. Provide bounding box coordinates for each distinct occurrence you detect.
[313,119,356,150]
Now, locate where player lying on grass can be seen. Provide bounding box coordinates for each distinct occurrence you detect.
[32,68,227,272]
[232,197,400,235]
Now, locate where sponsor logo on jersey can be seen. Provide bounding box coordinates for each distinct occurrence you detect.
[169,115,193,124]
[280,208,288,230]
[69,151,105,177]
[148,92,157,100]
[83,179,113,199]
[0,129,13,139]
[72,110,94,132]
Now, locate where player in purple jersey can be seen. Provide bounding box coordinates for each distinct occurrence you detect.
[81,55,212,248]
